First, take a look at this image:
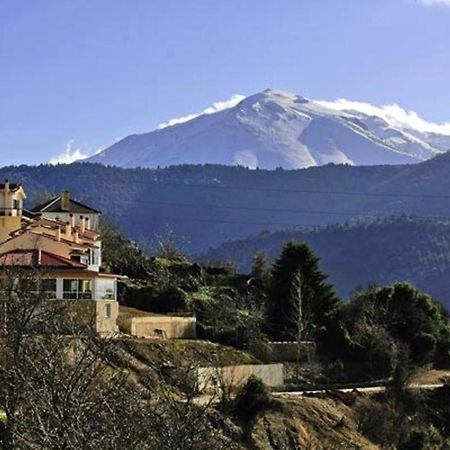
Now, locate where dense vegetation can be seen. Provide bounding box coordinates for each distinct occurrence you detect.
[102,225,450,381]
[3,152,450,253]
[98,228,450,448]
[202,215,450,309]
[5,158,450,306]
[2,157,450,447]
[0,222,449,448]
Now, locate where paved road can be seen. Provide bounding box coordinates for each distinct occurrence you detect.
[273,383,444,398]
[192,383,445,406]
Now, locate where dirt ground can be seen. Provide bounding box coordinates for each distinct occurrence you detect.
[252,393,379,450]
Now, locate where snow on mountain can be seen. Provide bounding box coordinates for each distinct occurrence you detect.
[86,88,450,169]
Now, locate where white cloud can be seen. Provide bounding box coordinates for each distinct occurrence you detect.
[49,140,102,165]
[416,0,450,6]
[158,94,246,129]
[315,98,450,135]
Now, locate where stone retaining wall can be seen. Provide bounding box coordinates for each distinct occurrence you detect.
[118,314,196,339]
[197,364,284,393]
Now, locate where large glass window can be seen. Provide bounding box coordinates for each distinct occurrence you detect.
[95,279,116,300]
[63,279,92,300]
[28,279,56,298]
[41,279,57,298]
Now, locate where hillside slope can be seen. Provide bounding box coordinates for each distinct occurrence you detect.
[201,216,450,308]
[87,89,449,169]
[3,157,450,252]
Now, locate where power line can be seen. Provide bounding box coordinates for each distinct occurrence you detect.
[141,215,315,228]
[126,198,450,222]
[137,212,450,229]
[47,172,450,200]
[24,173,450,222]
[131,199,373,216]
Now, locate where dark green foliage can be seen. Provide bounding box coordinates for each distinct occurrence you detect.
[356,384,450,449]
[203,215,450,310]
[155,286,188,313]
[266,241,340,342]
[6,153,450,256]
[355,396,405,447]
[399,427,450,450]
[336,283,450,380]
[427,383,450,438]
[6,161,450,307]
[192,290,267,353]
[121,284,188,314]
[234,375,273,424]
[100,219,153,279]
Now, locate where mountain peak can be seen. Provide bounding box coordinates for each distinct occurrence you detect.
[86,88,449,170]
[261,87,309,103]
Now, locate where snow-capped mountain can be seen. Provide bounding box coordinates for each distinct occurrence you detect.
[86,89,450,169]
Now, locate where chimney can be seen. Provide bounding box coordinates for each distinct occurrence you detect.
[79,215,85,234]
[73,229,79,244]
[85,216,90,230]
[4,179,9,191]
[70,213,75,227]
[61,190,70,211]
[65,221,72,238]
[56,227,61,242]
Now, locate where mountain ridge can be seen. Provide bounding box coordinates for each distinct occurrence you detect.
[199,215,450,308]
[4,154,450,253]
[87,88,450,169]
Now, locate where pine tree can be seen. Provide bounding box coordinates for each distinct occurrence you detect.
[266,241,340,341]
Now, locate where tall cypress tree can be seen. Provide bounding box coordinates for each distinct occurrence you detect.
[266,241,340,341]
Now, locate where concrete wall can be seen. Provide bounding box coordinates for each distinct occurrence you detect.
[0,299,119,337]
[93,301,119,336]
[197,364,284,393]
[0,216,21,246]
[118,314,196,339]
[0,232,72,259]
[41,212,100,231]
[61,300,119,336]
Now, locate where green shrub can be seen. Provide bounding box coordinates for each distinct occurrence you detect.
[154,285,187,313]
[234,375,273,424]
[122,284,187,314]
[399,426,450,450]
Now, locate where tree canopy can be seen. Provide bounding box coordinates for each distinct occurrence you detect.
[266,241,340,342]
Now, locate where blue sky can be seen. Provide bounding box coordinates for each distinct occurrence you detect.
[1,0,450,166]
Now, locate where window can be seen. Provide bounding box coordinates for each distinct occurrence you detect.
[63,279,92,300]
[29,279,56,298]
[90,248,100,266]
[95,279,116,300]
[41,279,57,298]
[71,254,89,265]
[103,304,111,319]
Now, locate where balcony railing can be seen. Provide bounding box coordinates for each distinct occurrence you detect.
[62,291,93,300]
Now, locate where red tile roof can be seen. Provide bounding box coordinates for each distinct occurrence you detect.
[0,249,88,269]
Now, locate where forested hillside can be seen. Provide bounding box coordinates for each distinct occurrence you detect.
[201,216,450,308]
[3,154,450,252]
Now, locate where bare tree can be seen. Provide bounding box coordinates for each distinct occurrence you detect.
[0,267,242,449]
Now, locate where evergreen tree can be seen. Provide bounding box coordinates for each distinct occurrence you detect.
[266,241,340,341]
